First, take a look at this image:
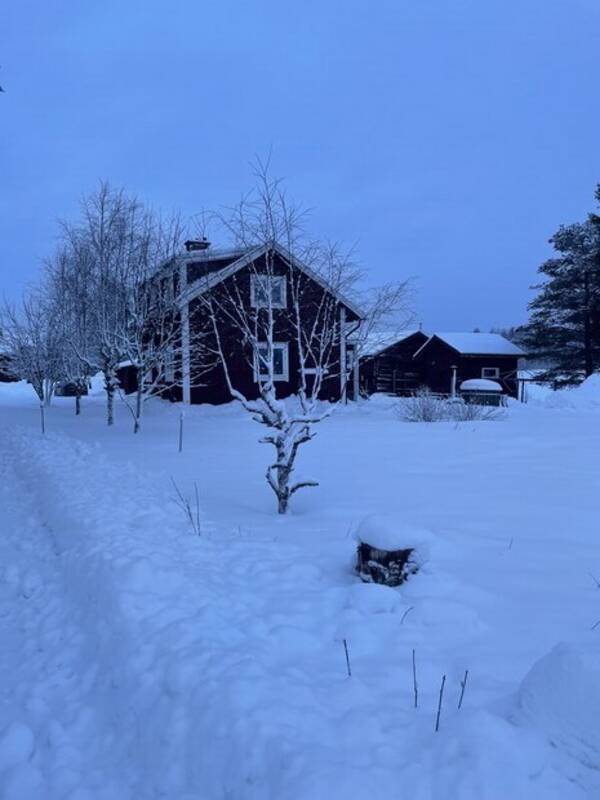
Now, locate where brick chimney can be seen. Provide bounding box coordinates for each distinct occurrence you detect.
[184,237,210,253]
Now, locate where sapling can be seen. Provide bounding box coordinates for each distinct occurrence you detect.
[171,477,201,536]
[196,160,411,514]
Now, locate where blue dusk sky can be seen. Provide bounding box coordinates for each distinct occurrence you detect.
[1,0,599,329]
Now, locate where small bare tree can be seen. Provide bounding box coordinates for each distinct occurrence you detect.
[56,184,214,432]
[197,162,410,513]
[58,183,139,426]
[45,246,97,415]
[1,289,65,404]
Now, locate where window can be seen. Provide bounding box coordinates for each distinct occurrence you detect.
[255,342,289,382]
[482,367,500,379]
[251,275,287,308]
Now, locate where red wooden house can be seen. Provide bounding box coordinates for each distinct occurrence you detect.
[160,240,364,405]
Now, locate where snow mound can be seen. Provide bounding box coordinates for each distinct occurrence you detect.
[459,378,502,392]
[516,642,600,771]
[527,372,600,409]
[571,372,600,404]
[0,381,37,405]
[354,514,434,557]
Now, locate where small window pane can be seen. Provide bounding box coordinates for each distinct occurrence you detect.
[255,278,269,306]
[271,279,283,304]
[258,345,269,375]
[482,367,499,379]
[273,347,284,376]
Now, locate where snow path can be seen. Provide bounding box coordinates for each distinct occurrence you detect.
[0,431,146,798]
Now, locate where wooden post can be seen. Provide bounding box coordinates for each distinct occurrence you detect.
[451,366,457,398]
[178,411,184,453]
[340,306,347,403]
[179,261,191,405]
[40,402,45,435]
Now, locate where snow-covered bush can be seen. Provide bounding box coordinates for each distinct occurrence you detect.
[396,390,504,422]
[396,389,448,422]
[447,398,505,422]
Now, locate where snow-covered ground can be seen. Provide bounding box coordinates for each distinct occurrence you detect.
[1,379,599,799]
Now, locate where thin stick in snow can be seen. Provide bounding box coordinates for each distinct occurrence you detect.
[343,638,352,678]
[412,648,418,708]
[457,669,469,709]
[435,674,446,732]
[178,412,184,454]
[587,571,600,589]
[40,403,45,435]
[400,605,414,625]
[171,477,201,536]
[591,619,600,631]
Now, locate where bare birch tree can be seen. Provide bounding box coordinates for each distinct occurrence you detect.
[45,245,97,415]
[58,183,138,425]
[55,183,213,431]
[1,289,65,404]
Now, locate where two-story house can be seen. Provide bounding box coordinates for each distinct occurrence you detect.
[157,240,364,405]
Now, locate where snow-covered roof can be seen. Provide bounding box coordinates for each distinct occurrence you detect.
[459,378,503,392]
[183,242,365,320]
[361,330,422,358]
[414,332,524,357]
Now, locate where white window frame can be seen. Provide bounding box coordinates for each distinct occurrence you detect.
[250,275,287,309]
[481,367,500,379]
[254,342,289,382]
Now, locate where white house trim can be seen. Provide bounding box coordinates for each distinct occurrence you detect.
[179,262,191,404]
[340,306,347,402]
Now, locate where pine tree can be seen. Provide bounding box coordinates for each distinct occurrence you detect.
[521,186,600,385]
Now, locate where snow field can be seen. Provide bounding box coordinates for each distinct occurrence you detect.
[1,379,600,797]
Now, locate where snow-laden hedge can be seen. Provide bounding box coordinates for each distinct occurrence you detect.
[396,390,504,422]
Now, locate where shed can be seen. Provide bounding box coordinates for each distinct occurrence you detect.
[359,330,429,395]
[413,333,524,398]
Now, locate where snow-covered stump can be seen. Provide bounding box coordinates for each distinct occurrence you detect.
[354,516,426,587]
[356,542,418,586]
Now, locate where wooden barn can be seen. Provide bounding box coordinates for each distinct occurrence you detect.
[145,241,364,405]
[359,330,429,395]
[412,333,524,398]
